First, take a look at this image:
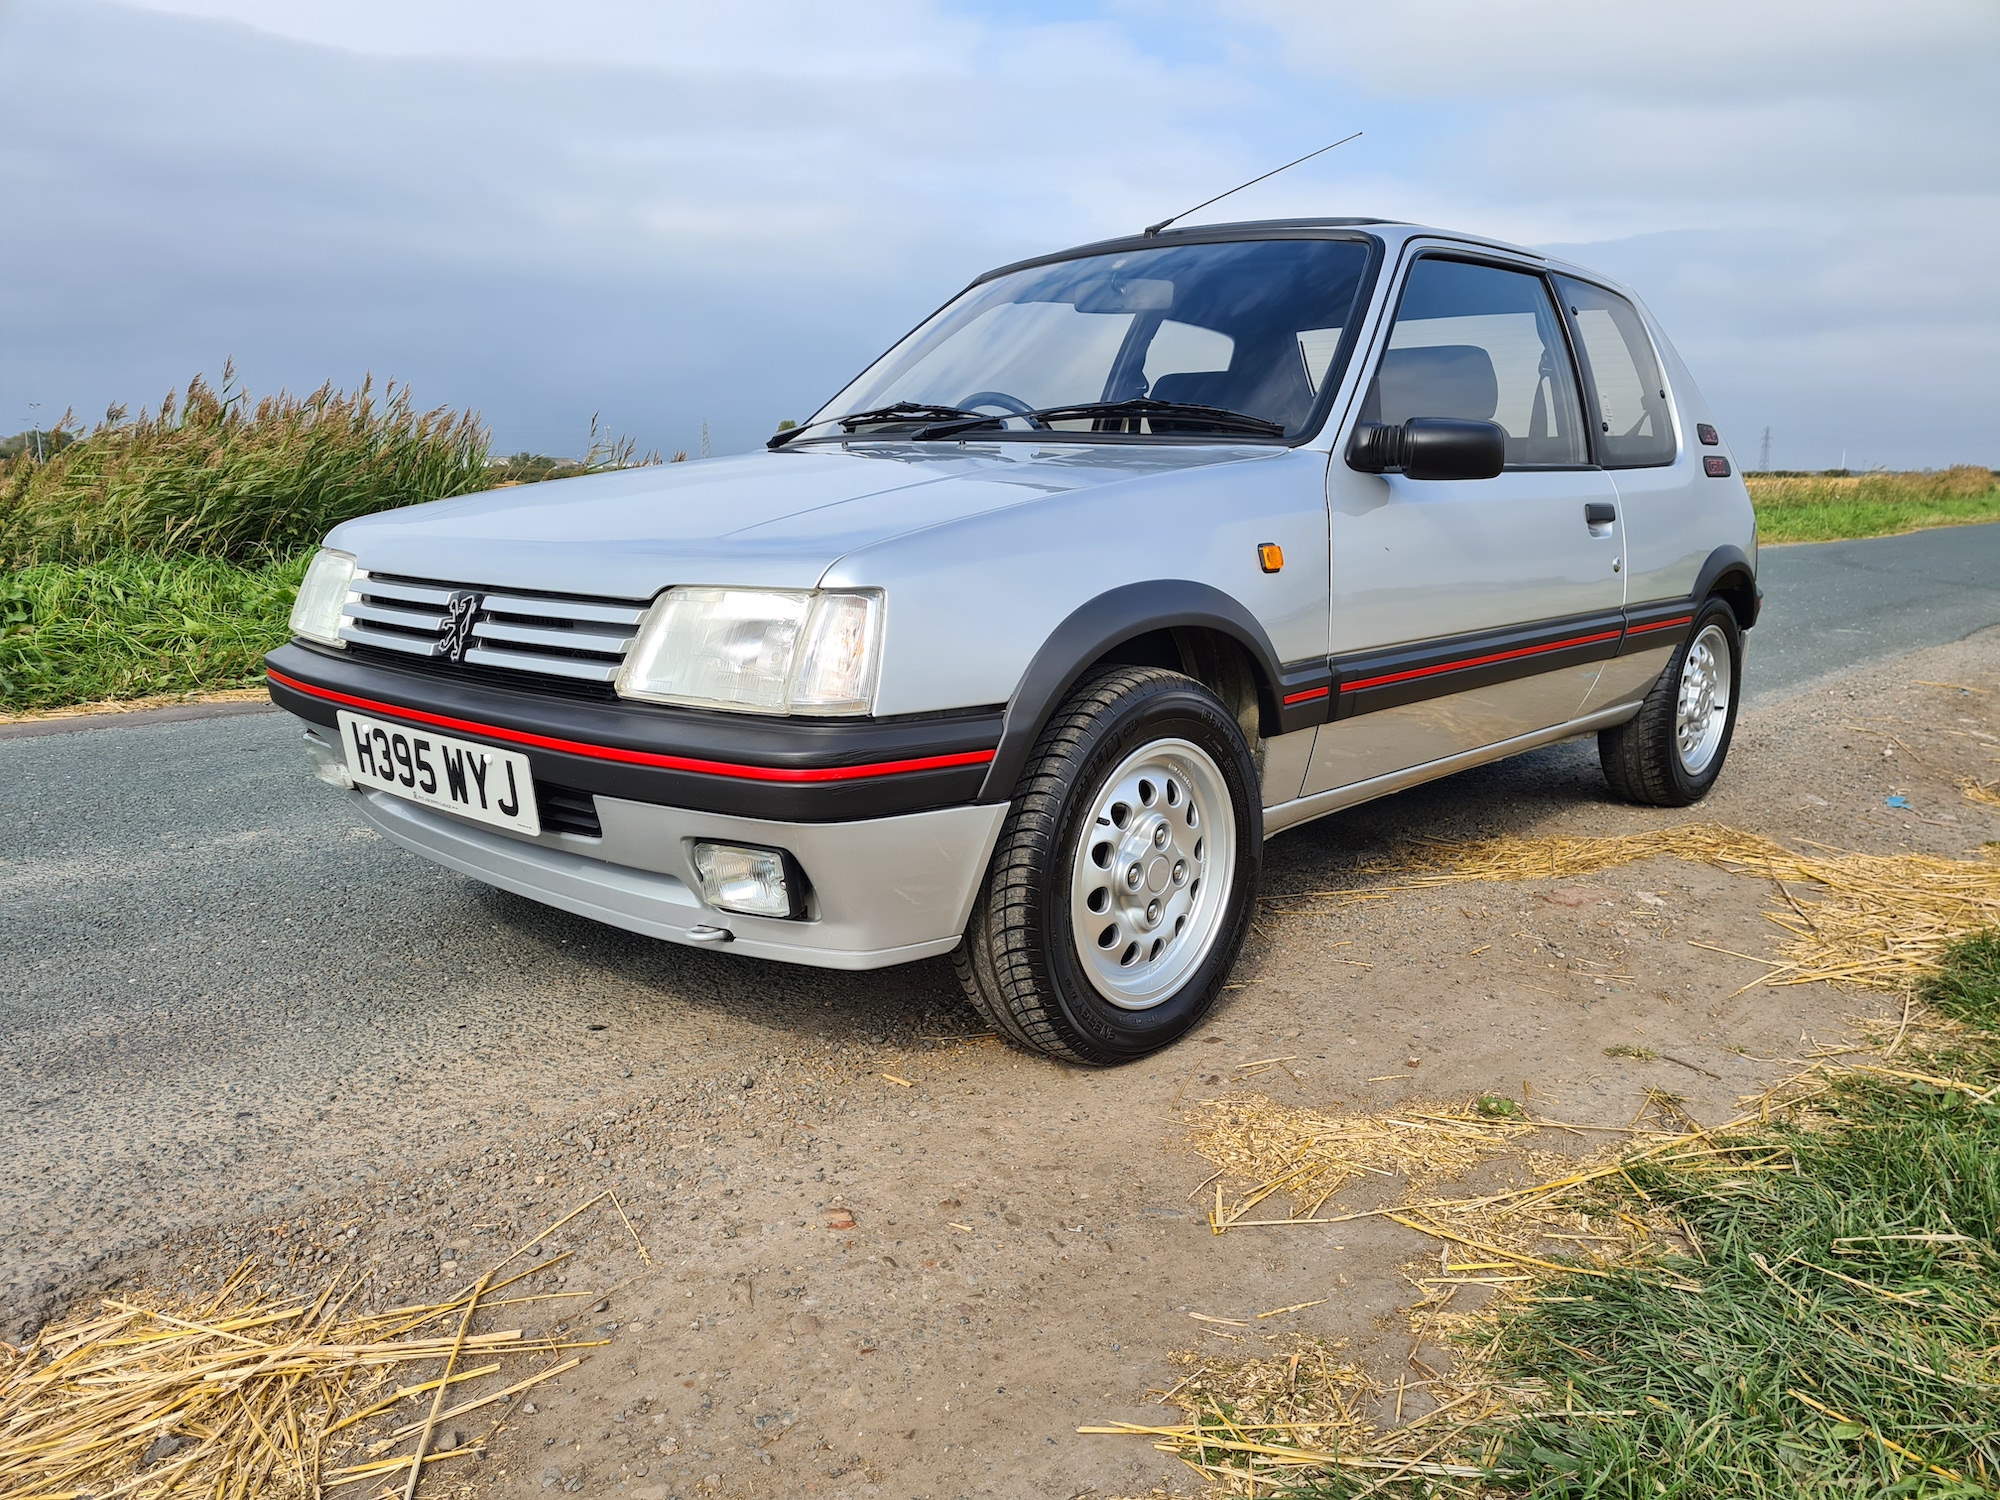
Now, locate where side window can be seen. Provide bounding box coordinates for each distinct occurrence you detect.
[1553,276,1676,468]
[1365,257,1587,467]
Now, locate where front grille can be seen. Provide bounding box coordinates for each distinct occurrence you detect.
[535,781,603,838]
[338,573,649,689]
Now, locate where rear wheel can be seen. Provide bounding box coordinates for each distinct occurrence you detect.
[1599,597,1741,806]
[954,666,1261,1064]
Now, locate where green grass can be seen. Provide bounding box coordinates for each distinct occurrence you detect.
[1346,932,2000,1500]
[1749,467,2000,545]
[0,365,491,566]
[0,369,675,711]
[0,551,307,712]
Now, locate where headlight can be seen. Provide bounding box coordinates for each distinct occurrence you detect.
[290,548,356,647]
[615,587,883,715]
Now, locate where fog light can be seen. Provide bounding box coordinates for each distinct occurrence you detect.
[691,841,807,919]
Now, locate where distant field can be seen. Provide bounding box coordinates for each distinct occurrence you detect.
[1747,466,2000,544]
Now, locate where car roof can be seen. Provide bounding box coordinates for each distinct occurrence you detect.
[977,218,1552,284]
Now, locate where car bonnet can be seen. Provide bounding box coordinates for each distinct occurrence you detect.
[322,442,1272,597]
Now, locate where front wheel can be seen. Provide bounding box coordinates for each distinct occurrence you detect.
[954,666,1261,1064]
[1599,597,1742,806]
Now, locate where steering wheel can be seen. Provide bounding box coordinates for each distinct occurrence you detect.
[956,390,1045,426]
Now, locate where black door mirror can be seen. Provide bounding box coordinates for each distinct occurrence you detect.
[1347,418,1506,481]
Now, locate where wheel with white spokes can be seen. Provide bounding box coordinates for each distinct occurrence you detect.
[955,666,1260,1064]
[1600,597,1743,807]
[1069,738,1236,1010]
[1675,623,1732,776]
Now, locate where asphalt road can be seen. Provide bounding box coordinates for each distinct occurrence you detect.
[4,520,1998,1329]
[1746,520,2000,702]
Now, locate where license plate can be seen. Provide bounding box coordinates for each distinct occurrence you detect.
[337,710,541,836]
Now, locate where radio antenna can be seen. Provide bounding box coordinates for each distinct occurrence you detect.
[1143,131,1362,237]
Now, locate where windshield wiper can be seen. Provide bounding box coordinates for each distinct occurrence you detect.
[913,398,1286,440]
[767,403,985,450]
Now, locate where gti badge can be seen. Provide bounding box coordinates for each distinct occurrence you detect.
[437,590,483,663]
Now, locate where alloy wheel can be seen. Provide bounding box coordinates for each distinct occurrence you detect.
[1067,738,1237,1010]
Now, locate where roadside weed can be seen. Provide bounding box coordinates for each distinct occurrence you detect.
[0,551,307,711]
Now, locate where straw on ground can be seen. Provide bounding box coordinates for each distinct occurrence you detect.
[1268,822,2000,991]
[0,1192,646,1499]
[1093,939,2000,1495]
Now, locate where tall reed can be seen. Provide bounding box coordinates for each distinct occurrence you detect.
[0,363,492,566]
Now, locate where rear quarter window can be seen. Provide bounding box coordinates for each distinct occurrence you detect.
[1554,275,1677,468]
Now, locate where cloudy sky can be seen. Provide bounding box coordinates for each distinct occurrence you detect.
[2,0,1995,468]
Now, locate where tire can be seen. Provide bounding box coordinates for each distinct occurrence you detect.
[954,666,1262,1065]
[1599,597,1742,807]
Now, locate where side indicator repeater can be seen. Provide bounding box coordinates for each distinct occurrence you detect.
[1257,542,1284,573]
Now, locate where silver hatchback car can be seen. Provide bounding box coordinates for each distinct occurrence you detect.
[272,217,1757,1063]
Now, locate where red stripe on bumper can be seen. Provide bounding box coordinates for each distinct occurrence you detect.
[1341,629,1625,694]
[267,669,997,783]
[1282,685,1331,706]
[1626,614,1694,635]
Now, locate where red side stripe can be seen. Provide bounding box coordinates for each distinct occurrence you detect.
[1626,614,1694,635]
[1282,685,1331,706]
[266,669,997,783]
[1340,628,1624,694]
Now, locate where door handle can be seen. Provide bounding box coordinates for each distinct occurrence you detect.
[1584,502,1617,527]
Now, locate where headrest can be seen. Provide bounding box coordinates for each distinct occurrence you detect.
[1147,371,1235,406]
[1375,344,1499,424]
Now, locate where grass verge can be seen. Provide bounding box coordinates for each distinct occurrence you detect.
[1749,467,2000,544]
[0,551,307,713]
[1100,932,2000,1497]
[1462,937,2000,1499]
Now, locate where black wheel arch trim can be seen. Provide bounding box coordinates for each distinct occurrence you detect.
[975,581,1297,803]
[1692,545,1759,628]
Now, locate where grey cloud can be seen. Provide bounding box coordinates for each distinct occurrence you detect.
[1,0,1248,454]
[5,0,1995,470]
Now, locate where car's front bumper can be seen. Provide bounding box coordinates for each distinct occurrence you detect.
[301,723,1007,969]
[271,641,1012,968]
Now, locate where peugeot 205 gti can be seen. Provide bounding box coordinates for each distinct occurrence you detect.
[269,217,1758,1063]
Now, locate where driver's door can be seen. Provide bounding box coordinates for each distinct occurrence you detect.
[1302,251,1625,796]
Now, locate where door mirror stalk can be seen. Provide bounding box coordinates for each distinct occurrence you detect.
[1347,418,1506,481]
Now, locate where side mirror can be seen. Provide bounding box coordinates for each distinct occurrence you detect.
[1347,418,1505,481]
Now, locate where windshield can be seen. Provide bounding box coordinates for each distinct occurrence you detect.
[804,237,1372,442]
